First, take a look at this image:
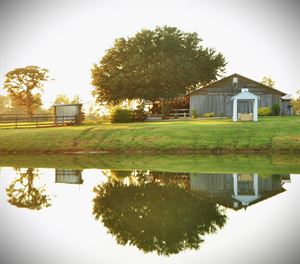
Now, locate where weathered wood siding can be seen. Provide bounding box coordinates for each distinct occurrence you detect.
[190,74,288,116]
[281,100,292,115]
[190,94,283,117]
[55,105,80,116]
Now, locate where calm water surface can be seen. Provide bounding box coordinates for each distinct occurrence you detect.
[0,163,299,263]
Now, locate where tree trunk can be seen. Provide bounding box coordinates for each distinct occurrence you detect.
[161,98,165,119]
[26,88,32,117]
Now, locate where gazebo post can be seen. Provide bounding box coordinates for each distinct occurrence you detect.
[253,98,258,121]
[232,98,238,122]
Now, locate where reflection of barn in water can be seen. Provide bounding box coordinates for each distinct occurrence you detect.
[108,169,289,210]
[55,169,83,184]
[190,173,289,210]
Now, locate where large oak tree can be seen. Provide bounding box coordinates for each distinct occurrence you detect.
[91,26,226,105]
[3,66,49,116]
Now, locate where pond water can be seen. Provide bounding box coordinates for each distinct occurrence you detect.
[0,155,299,264]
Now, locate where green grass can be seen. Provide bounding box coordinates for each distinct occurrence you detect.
[0,153,299,175]
[0,116,300,154]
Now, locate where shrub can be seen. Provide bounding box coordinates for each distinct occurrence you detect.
[272,103,280,116]
[202,112,215,117]
[258,107,271,116]
[110,108,133,123]
[191,109,198,119]
[162,104,173,119]
[132,108,148,122]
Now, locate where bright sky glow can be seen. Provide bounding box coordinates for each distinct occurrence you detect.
[0,0,299,110]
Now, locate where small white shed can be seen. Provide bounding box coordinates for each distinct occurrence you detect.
[53,103,83,125]
[55,169,83,184]
[231,89,260,122]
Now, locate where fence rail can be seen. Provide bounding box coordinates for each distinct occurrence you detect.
[170,108,190,117]
[147,109,190,119]
[0,114,81,128]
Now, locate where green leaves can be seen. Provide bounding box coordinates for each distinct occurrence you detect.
[3,66,50,116]
[91,26,226,104]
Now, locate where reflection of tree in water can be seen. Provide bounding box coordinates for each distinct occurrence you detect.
[6,168,51,210]
[93,180,227,255]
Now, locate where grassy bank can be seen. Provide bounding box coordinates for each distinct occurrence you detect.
[1,153,300,175]
[0,116,300,154]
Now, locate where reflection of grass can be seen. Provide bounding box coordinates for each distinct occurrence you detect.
[1,153,299,175]
[0,116,299,153]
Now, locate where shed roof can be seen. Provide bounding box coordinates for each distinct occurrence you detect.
[281,94,293,100]
[189,73,287,96]
[53,103,82,107]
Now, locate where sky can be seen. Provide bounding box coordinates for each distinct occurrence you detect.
[0,0,299,110]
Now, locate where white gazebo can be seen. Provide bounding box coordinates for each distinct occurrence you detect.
[231,88,260,122]
[232,173,261,208]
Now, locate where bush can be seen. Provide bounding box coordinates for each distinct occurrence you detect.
[202,112,215,117]
[162,104,173,119]
[192,109,198,119]
[258,107,271,116]
[132,108,148,122]
[110,108,133,123]
[272,103,280,116]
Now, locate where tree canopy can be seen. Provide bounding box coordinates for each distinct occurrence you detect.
[261,76,275,87]
[3,66,49,116]
[54,93,81,105]
[292,90,300,114]
[91,26,226,104]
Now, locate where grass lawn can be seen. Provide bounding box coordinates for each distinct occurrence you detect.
[0,116,299,154]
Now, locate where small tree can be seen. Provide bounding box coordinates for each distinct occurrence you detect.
[3,66,50,116]
[54,94,81,105]
[292,90,300,114]
[261,76,275,87]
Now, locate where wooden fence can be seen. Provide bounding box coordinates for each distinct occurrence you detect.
[170,109,190,118]
[0,114,81,128]
[147,109,190,119]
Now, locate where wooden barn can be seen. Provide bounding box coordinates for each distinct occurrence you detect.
[189,73,292,117]
[190,173,288,210]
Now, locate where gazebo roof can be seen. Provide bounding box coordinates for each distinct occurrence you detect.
[231,88,260,100]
